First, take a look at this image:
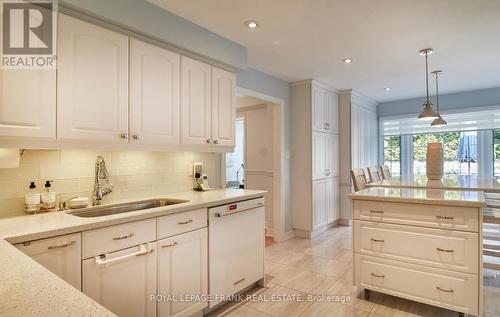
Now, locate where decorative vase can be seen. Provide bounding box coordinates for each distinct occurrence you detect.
[426,142,443,180]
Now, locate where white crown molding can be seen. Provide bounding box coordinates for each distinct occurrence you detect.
[290,79,340,94]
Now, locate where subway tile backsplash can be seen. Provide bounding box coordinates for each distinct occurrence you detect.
[0,150,218,218]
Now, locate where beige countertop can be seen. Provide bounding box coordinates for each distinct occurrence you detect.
[368,175,500,193]
[0,189,266,317]
[349,187,486,207]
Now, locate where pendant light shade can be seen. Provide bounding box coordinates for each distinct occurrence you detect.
[431,70,447,127]
[417,48,438,121]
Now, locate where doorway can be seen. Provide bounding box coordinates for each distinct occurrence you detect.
[221,88,285,243]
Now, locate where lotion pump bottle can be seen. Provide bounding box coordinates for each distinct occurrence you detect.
[25,182,40,214]
[41,180,56,210]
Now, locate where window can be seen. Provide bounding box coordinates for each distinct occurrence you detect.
[383,136,401,176]
[494,130,500,176]
[412,131,477,176]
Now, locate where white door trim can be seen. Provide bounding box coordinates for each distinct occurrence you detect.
[221,87,286,242]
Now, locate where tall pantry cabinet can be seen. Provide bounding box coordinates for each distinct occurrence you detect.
[291,80,340,238]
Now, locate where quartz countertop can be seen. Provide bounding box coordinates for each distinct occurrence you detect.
[0,189,266,316]
[349,187,486,207]
[368,175,500,193]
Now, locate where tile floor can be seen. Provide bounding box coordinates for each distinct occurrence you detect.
[211,225,500,317]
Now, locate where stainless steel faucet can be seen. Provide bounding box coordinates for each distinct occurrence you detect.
[93,156,113,205]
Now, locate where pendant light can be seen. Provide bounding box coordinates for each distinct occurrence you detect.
[431,70,447,127]
[417,48,438,120]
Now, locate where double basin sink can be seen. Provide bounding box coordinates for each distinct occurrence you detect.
[67,198,189,218]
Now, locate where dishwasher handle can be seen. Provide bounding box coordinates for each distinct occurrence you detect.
[95,244,151,266]
[215,203,264,218]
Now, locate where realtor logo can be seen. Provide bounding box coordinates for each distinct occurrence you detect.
[1,0,57,69]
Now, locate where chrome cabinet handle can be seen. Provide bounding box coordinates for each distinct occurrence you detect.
[95,245,150,265]
[324,122,330,130]
[371,272,385,278]
[325,169,331,176]
[132,135,142,140]
[48,241,76,250]
[177,219,193,225]
[436,247,454,253]
[370,238,384,243]
[370,210,384,214]
[120,133,129,139]
[161,242,178,248]
[113,233,134,240]
[213,139,219,145]
[233,277,246,285]
[206,139,213,144]
[436,286,454,293]
[436,216,454,220]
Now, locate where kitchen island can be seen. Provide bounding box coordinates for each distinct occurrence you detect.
[349,187,486,317]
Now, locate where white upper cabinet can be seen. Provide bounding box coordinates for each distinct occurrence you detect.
[57,14,129,142]
[0,69,56,138]
[130,39,180,145]
[312,86,327,132]
[181,56,211,145]
[312,132,328,180]
[326,90,339,133]
[211,67,235,147]
[327,133,339,177]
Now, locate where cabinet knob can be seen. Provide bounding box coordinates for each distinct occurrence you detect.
[324,122,330,130]
[325,169,331,176]
[213,139,219,145]
[120,133,129,139]
[133,135,142,140]
[206,139,213,144]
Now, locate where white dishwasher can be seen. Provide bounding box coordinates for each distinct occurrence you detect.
[208,197,265,308]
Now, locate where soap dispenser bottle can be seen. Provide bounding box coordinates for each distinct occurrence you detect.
[25,182,40,214]
[41,180,56,211]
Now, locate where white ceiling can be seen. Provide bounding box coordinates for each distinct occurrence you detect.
[149,0,500,103]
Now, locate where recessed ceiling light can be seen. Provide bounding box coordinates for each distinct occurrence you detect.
[342,58,353,64]
[245,20,259,29]
[385,87,392,91]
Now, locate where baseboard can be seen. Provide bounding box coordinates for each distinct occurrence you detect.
[265,227,274,237]
[338,218,351,226]
[294,220,339,239]
[281,230,295,241]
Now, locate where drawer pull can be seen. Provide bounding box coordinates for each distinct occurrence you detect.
[436,216,454,220]
[161,242,178,248]
[177,219,193,225]
[234,278,246,285]
[371,272,385,278]
[95,245,149,265]
[47,241,76,250]
[436,247,454,253]
[113,233,134,240]
[370,210,384,214]
[370,238,385,242]
[436,286,454,293]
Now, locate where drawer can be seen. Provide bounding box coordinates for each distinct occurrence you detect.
[355,254,478,316]
[353,200,479,232]
[82,218,156,259]
[157,208,207,240]
[354,220,478,274]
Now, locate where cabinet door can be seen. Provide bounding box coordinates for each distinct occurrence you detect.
[57,14,129,142]
[327,177,339,223]
[130,39,180,145]
[82,243,156,317]
[325,90,338,133]
[326,133,339,177]
[157,228,208,317]
[16,233,81,290]
[0,69,56,138]
[313,179,328,229]
[312,86,327,132]
[312,132,328,180]
[181,56,211,145]
[211,67,235,147]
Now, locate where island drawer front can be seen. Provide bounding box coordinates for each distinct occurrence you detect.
[354,220,479,274]
[353,200,479,232]
[355,254,478,316]
[157,208,207,239]
[82,218,156,259]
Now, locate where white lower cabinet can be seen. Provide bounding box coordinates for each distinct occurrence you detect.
[313,177,339,229]
[157,228,208,317]
[82,242,157,317]
[16,233,82,290]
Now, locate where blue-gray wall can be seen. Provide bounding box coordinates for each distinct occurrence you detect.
[378,87,500,117]
[236,68,292,231]
[60,0,247,69]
